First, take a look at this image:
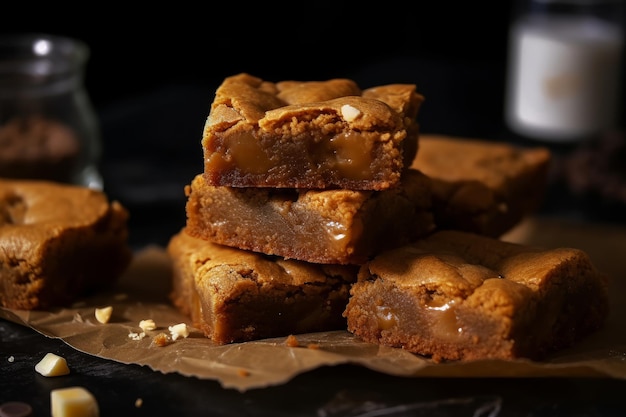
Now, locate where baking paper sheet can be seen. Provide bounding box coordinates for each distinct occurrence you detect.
[2,217,625,392]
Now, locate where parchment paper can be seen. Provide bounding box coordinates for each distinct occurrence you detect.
[2,216,626,392]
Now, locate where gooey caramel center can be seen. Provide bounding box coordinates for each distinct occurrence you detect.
[329,132,374,180]
[205,130,376,180]
[375,296,462,341]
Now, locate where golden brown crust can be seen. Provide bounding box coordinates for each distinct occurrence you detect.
[0,178,132,310]
[344,230,609,362]
[202,73,423,190]
[275,78,362,106]
[411,134,551,236]
[167,229,357,344]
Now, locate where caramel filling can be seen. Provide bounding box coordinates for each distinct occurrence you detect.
[376,305,398,330]
[375,297,462,341]
[326,220,348,242]
[205,130,376,181]
[329,132,374,180]
[206,131,274,175]
[425,299,462,341]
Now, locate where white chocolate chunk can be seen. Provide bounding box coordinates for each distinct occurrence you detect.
[94,306,113,324]
[35,352,70,377]
[341,104,361,122]
[168,323,189,341]
[51,386,99,417]
[139,319,156,331]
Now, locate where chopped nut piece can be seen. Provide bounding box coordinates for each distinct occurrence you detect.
[139,319,156,332]
[50,386,99,417]
[168,323,189,341]
[134,398,143,408]
[340,104,361,122]
[35,352,70,377]
[94,306,113,324]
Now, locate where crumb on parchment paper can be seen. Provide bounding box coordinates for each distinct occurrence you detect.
[127,320,190,347]
[284,334,321,349]
[285,334,299,347]
[139,319,156,331]
[128,331,146,341]
[168,323,189,341]
[151,332,171,347]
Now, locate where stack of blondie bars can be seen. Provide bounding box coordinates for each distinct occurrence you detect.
[167,73,610,362]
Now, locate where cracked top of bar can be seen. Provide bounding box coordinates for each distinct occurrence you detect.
[202,73,423,190]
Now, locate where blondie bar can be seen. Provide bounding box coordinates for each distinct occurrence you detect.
[344,230,609,362]
[167,229,358,344]
[184,169,435,265]
[411,134,551,237]
[0,179,132,310]
[202,73,423,190]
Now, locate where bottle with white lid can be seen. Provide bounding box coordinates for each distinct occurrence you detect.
[505,0,624,143]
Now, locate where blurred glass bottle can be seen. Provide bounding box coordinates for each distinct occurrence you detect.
[505,0,624,143]
[0,33,102,189]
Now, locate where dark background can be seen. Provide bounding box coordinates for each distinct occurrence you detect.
[3,3,624,132]
[3,4,512,110]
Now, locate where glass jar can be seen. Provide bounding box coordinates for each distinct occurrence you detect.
[505,0,624,143]
[0,33,102,189]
